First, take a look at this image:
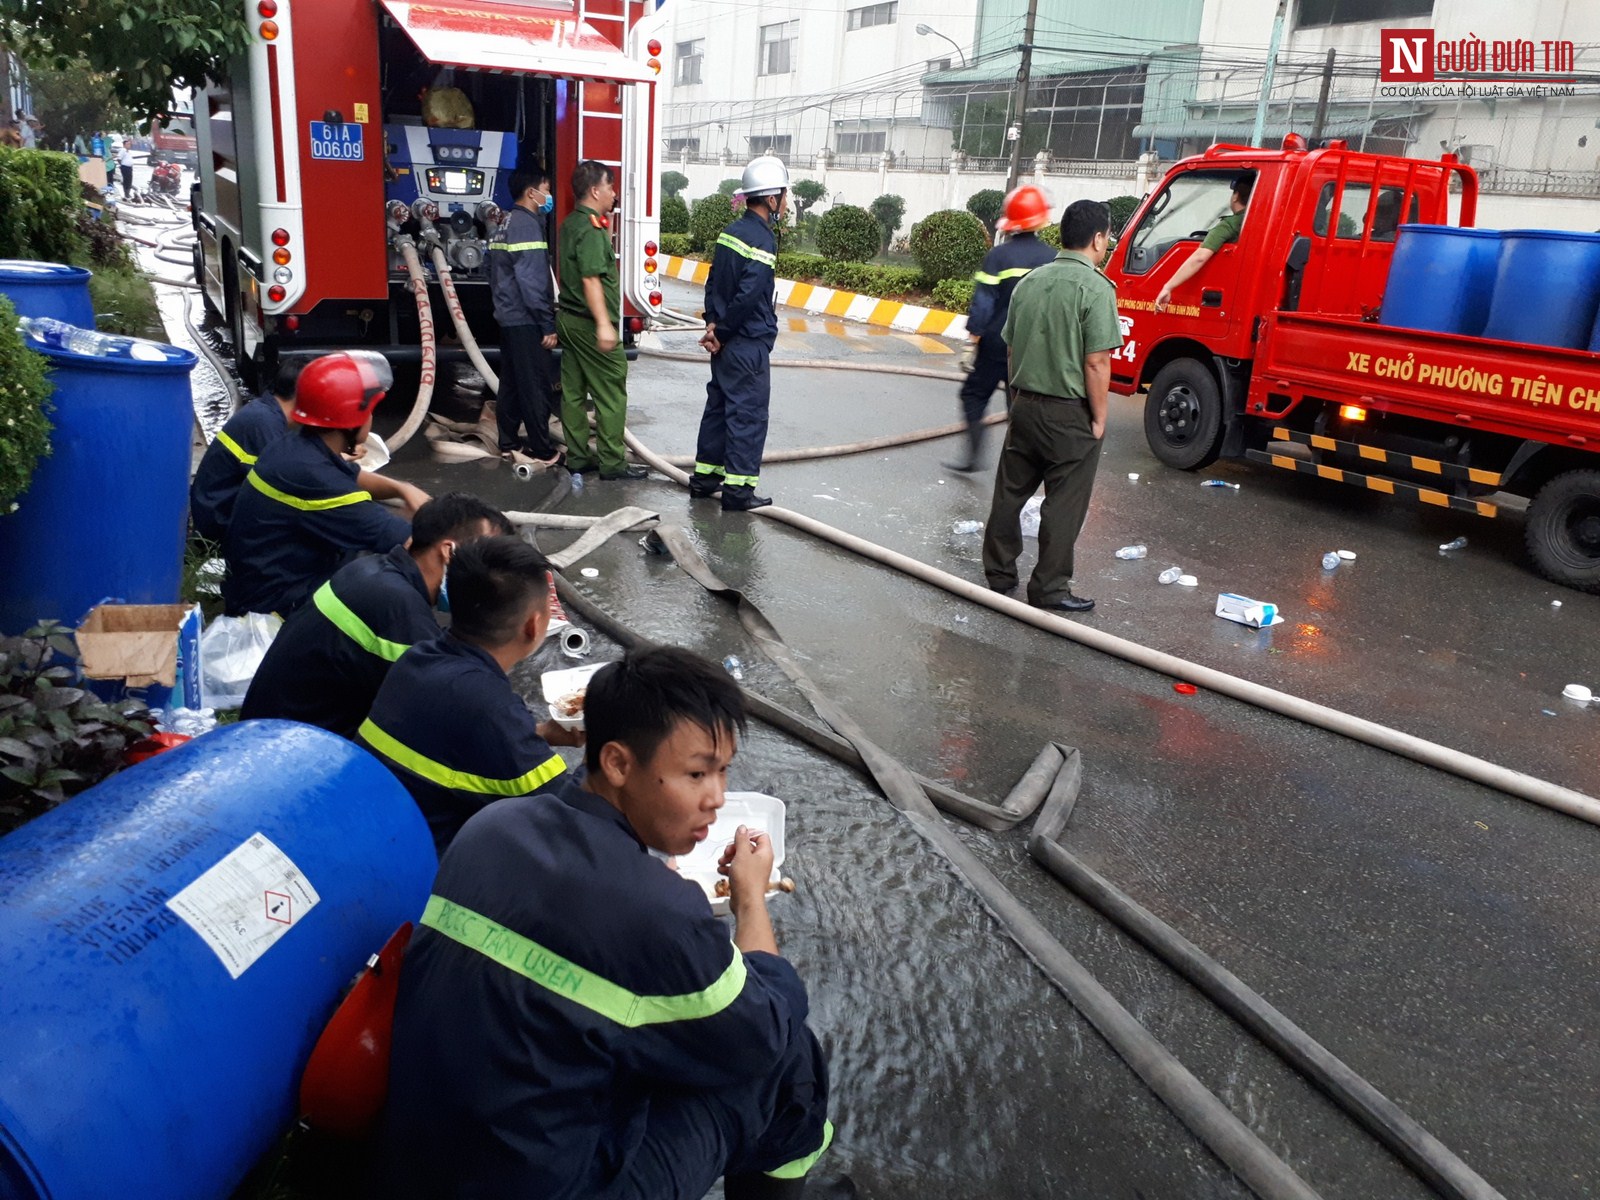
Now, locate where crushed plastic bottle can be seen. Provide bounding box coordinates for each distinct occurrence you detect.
[1200,479,1241,490]
[1157,566,1183,585]
[1321,552,1340,570]
[721,655,745,681]
[1439,536,1468,551]
[19,316,166,360]
[951,519,984,535]
[569,471,585,494]
[150,707,218,738]
[1020,495,1043,539]
[1114,544,1148,560]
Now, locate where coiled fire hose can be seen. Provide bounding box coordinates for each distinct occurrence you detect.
[389,236,438,453]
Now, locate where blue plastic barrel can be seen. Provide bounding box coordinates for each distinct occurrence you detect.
[0,721,436,1200]
[1378,225,1501,336]
[1482,229,1600,349]
[0,326,196,634]
[0,261,93,327]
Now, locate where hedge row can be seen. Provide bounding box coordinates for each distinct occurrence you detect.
[931,278,975,313]
[660,233,693,258]
[0,148,85,266]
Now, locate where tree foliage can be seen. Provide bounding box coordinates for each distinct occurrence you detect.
[0,295,53,517]
[689,193,735,253]
[868,194,905,251]
[791,178,827,217]
[1106,195,1141,235]
[716,178,742,197]
[661,170,689,199]
[10,2,253,119]
[26,62,133,145]
[815,204,881,263]
[910,209,989,283]
[660,194,690,236]
[965,189,1005,235]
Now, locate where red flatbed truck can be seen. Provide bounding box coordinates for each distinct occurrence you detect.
[1105,135,1600,592]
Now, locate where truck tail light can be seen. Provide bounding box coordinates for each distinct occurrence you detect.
[1340,405,1368,422]
[644,240,658,256]
[258,0,277,14]
[284,315,300,332]
[260,19,279,39]
[268,285,287,303]
[647,293,662,308]
[647,39,662,55]
[644,259,658,274]
[272,247,291,266]
[627,316,645,334]
[271,228,290,246]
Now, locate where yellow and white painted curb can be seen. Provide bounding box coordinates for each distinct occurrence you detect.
[662,255,969,341]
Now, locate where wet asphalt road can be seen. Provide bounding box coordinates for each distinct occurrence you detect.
[175,268,1600,1198]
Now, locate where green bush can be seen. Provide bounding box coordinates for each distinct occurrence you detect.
[819,262,925,298]
[716,178,742,197]
[689,193,735,253]
[1039,222,1062,250]
[931,278,975,313]
[662,170,690,199]
[869,194,906,252]
[776,252,827,280]
[659,233,693,258]
[910,209,988,283]
[792,179,828,219]
[661,194,690,235]
[0,147,87,265]
[0,295,54,515]
[1107,195,1141,235]
[816,204,881,263]
[965,188,1005,234]
[89,268,161,338]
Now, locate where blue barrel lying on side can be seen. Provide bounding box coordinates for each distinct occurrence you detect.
[0,721,437,1200]
[1378,225,1501,337]
[0,261,93,327]
[1481,229,1600,350]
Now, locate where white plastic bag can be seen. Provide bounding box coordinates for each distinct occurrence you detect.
[200,612,282,708]
[1020,494,1044,539]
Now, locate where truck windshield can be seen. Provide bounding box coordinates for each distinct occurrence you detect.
[1122,171,1241,276]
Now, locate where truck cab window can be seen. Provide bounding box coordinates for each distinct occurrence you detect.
[1335,183,1373,239]
[1122,171,1241,276]
[1370,187,1416,242]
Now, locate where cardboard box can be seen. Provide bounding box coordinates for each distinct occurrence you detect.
[1214,592,1284,629]
[77,603,203,711]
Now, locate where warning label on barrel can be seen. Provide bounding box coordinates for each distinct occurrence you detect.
[167,834,320,980]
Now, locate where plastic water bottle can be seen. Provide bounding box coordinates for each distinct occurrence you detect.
[1114,544,1148,560]
[1439,536,1467,552]
[952,519,984,535]
[1200,479,1241,490]
[722,655,744,681]
[19,316,166,360]
[1157,566,1183,585]
[569,471,585,494]
[1320,552,1340,570]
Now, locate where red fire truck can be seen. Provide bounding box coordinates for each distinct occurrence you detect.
[192,0,666,388]
[1106,135,1600,592]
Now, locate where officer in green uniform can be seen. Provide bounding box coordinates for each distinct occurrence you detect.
[1155,173,1252,312]
[981,199,1122,614]
[556,160,646,480]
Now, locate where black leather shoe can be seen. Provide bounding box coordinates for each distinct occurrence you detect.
[688,474,722,499]
[599,465,649,481]
[987,581,1017,596]
[721,486,773,512]
[1033,592,1095,613]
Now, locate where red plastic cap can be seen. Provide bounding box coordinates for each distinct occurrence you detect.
[1173,682,1198,696]
[997,185,1052,232]
[292,351,394,428]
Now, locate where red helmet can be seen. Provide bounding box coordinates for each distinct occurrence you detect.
[997,185,1052,232]
[291,351,393,428]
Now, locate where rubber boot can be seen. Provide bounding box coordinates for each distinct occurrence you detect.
[723,1173,808,1200]
[721,485,773,512]
[689,472,723,499]
[941,424,985,473]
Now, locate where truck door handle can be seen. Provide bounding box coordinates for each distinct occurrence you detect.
[1202,290,1223,307]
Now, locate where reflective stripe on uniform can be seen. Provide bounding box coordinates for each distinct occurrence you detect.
[419,893,749,1027]
[716,232,777,268]
[216,430,258,465]
[765,1120,835,1180]
[359,718,566,796]
[491,241,549,253]
[246,470,372,512]
[312,582,411,662]
[722,473,759,488]
[972,267,1037,286]
[692,462,726,477]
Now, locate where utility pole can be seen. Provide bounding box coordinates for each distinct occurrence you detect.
[1004,0,1039,194]
[1250,0,1288,149]
[1310,48,1336,145]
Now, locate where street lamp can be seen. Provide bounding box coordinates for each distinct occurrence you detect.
[915,23,967,68]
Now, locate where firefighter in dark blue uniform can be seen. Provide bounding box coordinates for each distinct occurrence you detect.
[944,184,1060,472]
[221,352,428,617]
[189,359,303,542]
[689,155,787,512]
[359,536,582,854]
[488,165,562,463]
[240,493,511,737]
[379,645,833,1200]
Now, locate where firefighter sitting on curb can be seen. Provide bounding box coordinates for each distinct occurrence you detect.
[689,155,787,512]
[378,644,836,1200]
[189,357,305,542]
[221,352,430,618]
[358,536,581,854]
[240,493,513,738]
[943,184,1059,473]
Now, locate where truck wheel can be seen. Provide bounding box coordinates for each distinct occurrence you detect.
[1144,359,1224,470]
[1525,469,1600,593]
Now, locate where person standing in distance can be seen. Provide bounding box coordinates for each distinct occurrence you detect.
[487,166,562,465]
[689,155,786,512]
[943,184,1059,473]
[557,160,646,481]
[981,199,1121,614]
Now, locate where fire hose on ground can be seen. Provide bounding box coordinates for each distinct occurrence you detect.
[388,235,439,454]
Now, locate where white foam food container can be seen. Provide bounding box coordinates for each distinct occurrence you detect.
[1215,592,1284,629]
[676,792,787,917]
[540,662,608,730]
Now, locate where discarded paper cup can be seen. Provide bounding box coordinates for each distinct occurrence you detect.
[1177,574,1198,587]
[1337,550,1357,561]
[1127,473,1140,482]
[1561,683,1593,703]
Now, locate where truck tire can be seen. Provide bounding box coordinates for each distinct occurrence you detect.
[1525,468,1600,593]
[1144,359,1224,470]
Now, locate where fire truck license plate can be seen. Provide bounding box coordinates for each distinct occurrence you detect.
[309,122,363,162]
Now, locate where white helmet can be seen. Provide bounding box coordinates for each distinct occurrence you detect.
[740,155,789,198]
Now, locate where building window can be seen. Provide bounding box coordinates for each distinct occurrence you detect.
[926,58,953,72]
[1297,0,1430,27]
[836,131,887,154]
[675,40,703,85]
[665,137,701,155]
[746,135,792,159]
[847,2,897,31]
[759,21,798,76]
